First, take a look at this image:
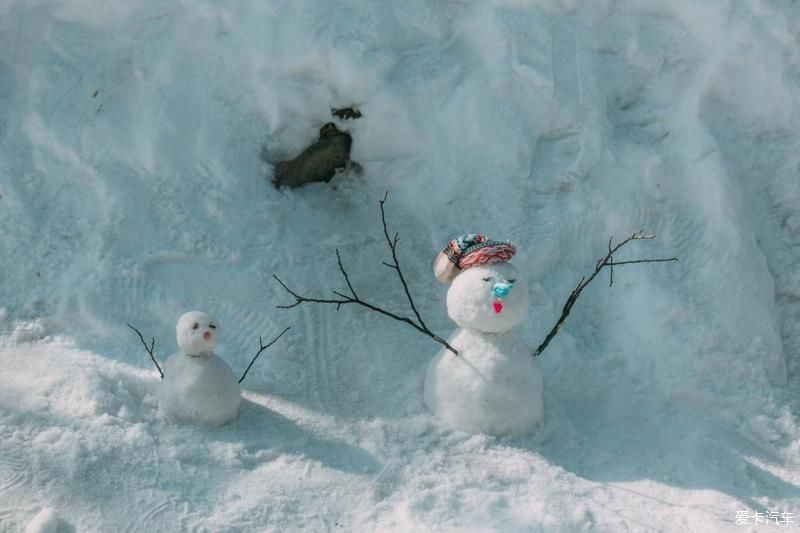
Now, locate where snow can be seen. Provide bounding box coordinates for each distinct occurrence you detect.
[1,0,800,530]
[23,508,61,533]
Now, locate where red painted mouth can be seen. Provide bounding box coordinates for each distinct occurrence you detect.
[493,301,504,314]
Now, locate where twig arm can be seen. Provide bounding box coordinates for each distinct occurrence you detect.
[336,249,359,299]
[274,273,458,354]
[127,323,164,379]
[272,192,457,355]
[533,232,677,357]
[239,326,291,384]
[379,192,429,331]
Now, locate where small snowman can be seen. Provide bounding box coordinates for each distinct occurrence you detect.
[158,311,241,425]
[425,234,543,435]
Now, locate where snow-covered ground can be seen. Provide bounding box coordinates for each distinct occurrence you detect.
[1,0,799,531]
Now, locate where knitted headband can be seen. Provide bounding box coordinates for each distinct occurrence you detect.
[433,234,517,284]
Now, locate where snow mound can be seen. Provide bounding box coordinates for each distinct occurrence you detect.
[24,508,62,533]
[8,319,49,344]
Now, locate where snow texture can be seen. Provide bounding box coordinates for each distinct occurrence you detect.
[158,312,241,425]
[426,261,544,434]
[1,0,799,530]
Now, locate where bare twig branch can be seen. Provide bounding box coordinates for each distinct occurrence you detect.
[533,231,678,357]
[239,326,291,384]
[274,275,345,309]
[336,249,358,299]
[605,258,680,266]
[274,272,457,354]
[608,236,614,287]
[379,192,429,331]
[127,323,164,379]
[273,192,458,355]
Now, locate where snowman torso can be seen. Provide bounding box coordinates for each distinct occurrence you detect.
[424,259,544,435]
[424,328,543,435]
[159,353,241,425]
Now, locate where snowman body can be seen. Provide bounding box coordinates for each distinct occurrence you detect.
[158,311,241,425]
[424,261,544,435]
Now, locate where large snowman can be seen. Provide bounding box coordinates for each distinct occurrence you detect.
[158,311,241,425]
[424,234,543,435]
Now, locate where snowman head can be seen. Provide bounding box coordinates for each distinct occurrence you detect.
[447,262,529,333]
[434,234,528,333]
[176,311,219,356]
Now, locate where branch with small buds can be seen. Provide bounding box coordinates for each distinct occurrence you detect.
[533,231,678,357]
[273,192,458,355]
[127,323,164,379]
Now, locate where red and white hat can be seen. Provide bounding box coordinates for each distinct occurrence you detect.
[433,234,517,283]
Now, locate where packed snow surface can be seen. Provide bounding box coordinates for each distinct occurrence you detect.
[1,0,800,531]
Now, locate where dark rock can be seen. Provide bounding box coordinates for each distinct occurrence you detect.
[273,123,353,189]
[331,107,362,120]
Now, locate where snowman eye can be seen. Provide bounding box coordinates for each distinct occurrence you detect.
[192,322,199,330]
[482,277,492,282]
[209,324,216,329]
[508,279,516,283]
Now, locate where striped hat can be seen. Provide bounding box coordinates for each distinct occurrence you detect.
[433,234,516,283]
